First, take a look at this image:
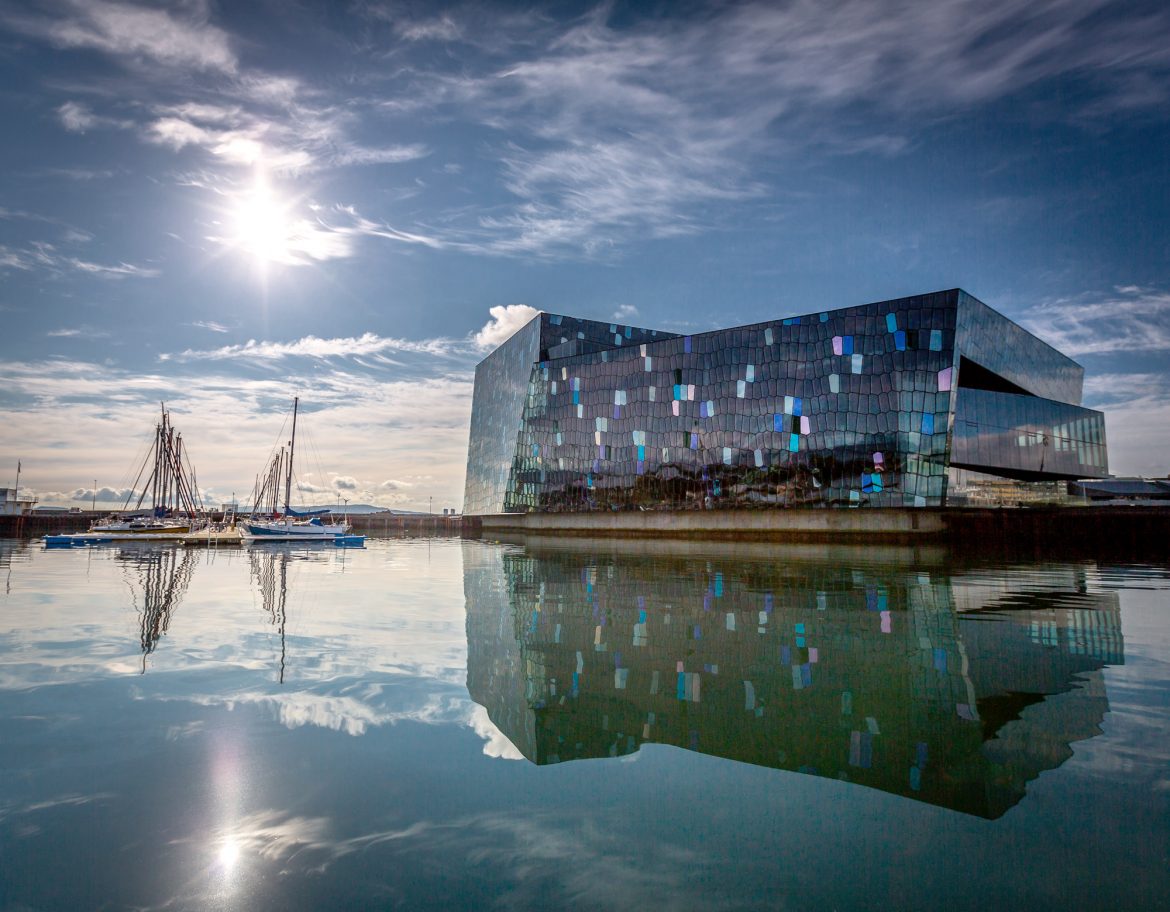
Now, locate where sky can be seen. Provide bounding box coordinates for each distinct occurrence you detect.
[0,0,1168,511]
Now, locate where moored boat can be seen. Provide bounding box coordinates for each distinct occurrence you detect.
[45,405,208,545]
[241,398,365,544]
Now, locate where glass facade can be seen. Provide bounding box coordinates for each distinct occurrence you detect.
[463,290,1109,514]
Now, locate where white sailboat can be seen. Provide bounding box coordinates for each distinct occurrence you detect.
[240,398,363,544]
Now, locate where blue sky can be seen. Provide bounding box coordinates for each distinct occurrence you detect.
[1,0,1168,510]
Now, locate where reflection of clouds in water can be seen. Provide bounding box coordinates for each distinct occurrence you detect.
[165,720,206,741]
[223,810,434,864]
[454,814,724,912]
[0,641,145,690]
[0,791,116,825]
[1075,670,1170,792]
[168,685,515,746]
[196,808,724,911]
[468,704,524,760]
[1074,594,1170,793]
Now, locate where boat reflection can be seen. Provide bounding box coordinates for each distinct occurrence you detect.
[464,537,1124,819]
[250,547,290,683]
[247,544,343,683]
[116,544,198,672]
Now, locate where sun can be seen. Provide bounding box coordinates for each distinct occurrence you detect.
[229,177,297,265]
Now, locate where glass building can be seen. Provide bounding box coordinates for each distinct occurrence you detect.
[463,289,1108,514]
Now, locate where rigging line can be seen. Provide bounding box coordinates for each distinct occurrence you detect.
[299,423,332,507]
[123,434,155,512]
[307,425,331,504]
[115,432,155,504]
[268,406,294,461]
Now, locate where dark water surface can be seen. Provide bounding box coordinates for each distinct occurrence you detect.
[1,536,1167,911]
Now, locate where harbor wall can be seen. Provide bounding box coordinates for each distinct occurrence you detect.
[466,506,1170,558]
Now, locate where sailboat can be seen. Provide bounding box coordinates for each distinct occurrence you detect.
[89,404,205,535]
[240,398,364,544]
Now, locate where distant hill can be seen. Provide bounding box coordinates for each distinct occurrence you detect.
[226,503,438,515]
[304,503,425,515]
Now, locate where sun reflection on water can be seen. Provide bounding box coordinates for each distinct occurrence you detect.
[216,838,241,873]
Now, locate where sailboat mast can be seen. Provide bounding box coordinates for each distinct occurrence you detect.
[283,397,298,514]
[150,419,162,514]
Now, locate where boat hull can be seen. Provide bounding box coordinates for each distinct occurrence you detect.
[240,520,356,542]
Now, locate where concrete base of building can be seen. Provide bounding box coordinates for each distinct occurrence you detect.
[472,508,942,540]
[466,506,1170,556]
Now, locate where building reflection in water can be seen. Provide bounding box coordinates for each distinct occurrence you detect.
[464,538,1124,819]
[118,544,198,672]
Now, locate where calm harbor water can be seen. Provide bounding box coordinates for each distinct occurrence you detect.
[1,535,1167,911]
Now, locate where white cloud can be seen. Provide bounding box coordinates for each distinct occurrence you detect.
[613,304,639,321]
[333,476,358,491]
[146,116,215,151]
[47,326,111,339]
[23,0,238,74]
[34,486,135,504]
[57,100,98,132]
[190,320,230,333]
[333,144,431,167]
[474,305,540,351]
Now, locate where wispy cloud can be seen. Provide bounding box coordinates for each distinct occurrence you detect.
[189,320,230,333]
[1082,371,1170,476]
[399,0,1170,256]
[47,326,111,340]
[394,13,462,43]
[160,332,459,363]
[1021,286,1170,356]
[11,0,1170,265]
[0,242,158,278]
[6,0,238,74]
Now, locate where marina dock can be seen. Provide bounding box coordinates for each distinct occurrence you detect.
[43,528,245,547]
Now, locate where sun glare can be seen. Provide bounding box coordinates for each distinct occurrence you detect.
[230,179,296,265]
